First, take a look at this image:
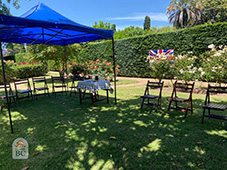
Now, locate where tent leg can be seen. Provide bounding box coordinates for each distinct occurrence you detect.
[112,37,117,104]
[64,40,67,76]
[0,42,14,134]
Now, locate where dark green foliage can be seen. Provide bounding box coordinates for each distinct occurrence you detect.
[143,16,151,30]
[3,55,15,62]
[79,22,227,77]
[12,64,48,79]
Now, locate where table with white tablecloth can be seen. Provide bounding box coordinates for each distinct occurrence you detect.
[77,79,113,107]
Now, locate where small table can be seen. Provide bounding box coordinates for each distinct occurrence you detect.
[77,79,113,107]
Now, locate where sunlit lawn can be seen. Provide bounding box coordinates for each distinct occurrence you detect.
[0,78,226,170]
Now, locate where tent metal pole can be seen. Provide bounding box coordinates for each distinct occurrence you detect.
[112,37,117,104]
[0,42,14,134]
[64,40,67,76]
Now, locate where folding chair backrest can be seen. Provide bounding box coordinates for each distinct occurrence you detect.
[172,81,194,94]
[147,81,164,89]
[144,81,164,96]
[14,79,31,91]
[205,84,227,103]
[207,85,227,94]
[0,84,12,94]
[33,77,47,86]
[72,77,84,82]
[52,76,65,84]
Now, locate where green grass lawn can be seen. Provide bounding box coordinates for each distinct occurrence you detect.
[0,80,226,170]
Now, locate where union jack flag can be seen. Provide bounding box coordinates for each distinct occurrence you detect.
[148,49,174,66]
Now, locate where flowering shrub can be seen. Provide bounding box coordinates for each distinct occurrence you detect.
[70,62,89,77]
[146,52,175,82]
[199,44,227,85]
[70,59,119,80]
[90,59,119,80]
[174,53,200,83]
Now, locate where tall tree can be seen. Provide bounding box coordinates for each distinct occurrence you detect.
[166,0,202,29]
[111,24,116,31]
[200,0,227,23]
[143,16,151,30]
[0,0,25,15]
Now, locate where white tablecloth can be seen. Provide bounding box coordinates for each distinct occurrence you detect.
[77,80,113,93]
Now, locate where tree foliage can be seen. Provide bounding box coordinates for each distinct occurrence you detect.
[0,0,29,15]
[26,44,81,76]
[143,16,151,30]
[200,0,227,23]
[166,0,202,29]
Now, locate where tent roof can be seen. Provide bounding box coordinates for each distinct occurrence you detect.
[0,2,113,45]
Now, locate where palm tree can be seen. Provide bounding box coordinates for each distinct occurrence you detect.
[166,0,202,29]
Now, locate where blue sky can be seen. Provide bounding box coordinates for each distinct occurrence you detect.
[9,0,172,30]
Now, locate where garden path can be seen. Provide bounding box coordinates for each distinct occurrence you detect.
[116,77,227,95]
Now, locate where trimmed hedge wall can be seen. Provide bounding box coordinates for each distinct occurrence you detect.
[79,22,227,77]
[12,65,48,79]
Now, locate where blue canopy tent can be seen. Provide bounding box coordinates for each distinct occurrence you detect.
[0,2,116,134]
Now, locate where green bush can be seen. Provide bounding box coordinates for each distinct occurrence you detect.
[0,63,14,84]
[12,64,48,79]
[78,22,227,78]
[15,52,31,63]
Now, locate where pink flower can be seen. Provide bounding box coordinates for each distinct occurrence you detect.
[68,65,72,68]
[72,62,76,65]
[106,62,111,66]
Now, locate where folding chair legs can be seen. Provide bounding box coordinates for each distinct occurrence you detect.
[166,100,172,114]
[201,108,206,124]
[140,98,145,109]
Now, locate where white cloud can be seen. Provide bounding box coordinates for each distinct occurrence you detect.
[106,12,168,22]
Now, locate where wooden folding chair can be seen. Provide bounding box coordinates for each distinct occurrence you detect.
[32,77,50,99]
[167,81,195,118]
[14,79,33,103]
[69,76,84,97]
[141,81,164,112]
[201,84,227,128]
[51,76,67,96]
[0,84,16,109]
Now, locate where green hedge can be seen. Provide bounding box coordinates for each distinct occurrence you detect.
[12,64,48,79]
[78,22,227,77]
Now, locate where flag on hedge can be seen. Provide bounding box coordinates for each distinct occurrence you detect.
[148,49,174,66]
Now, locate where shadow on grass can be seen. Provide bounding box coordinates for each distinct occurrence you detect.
[0,91,226,170]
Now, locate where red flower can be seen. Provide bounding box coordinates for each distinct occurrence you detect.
[22,62,26,65]
[93,66,98,69]
[28,63,31,65]
[72,62,76,65]
[116,70,119,74]
[106,62,111,66]
[18,63,21,65]
[90,60,93,64]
